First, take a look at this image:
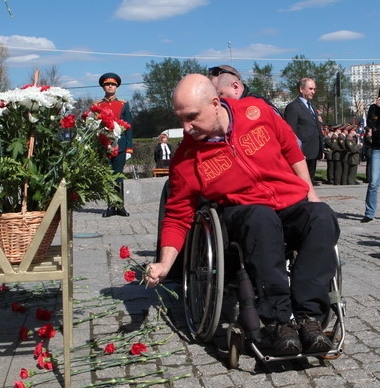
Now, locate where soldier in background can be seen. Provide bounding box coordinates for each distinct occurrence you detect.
[338,126,349,185]
[345,124,362,185]
[331,124,345,185]
[95,72,133,217]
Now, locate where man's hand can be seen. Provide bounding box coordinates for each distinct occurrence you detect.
[145,262,170,287]
[307,189,321,202]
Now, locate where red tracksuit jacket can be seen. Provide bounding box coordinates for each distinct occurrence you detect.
[161,97,309,252]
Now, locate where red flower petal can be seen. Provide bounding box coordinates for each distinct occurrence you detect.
[104,343,115,354]
[119,246,131,259]
[19,327,29,341]
[130,342,147,356]
[34,342,44,358]
[124,270,136,282]
[37,323,56,339]
[19,368,29,379]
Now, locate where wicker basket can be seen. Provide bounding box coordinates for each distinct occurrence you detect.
[0,211,60,264]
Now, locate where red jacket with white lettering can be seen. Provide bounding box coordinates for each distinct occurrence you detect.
[161,97,309,252]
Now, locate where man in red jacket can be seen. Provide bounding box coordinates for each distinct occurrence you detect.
[147,74,340,356]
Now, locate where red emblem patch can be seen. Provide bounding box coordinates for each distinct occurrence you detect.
[246,106,261,120]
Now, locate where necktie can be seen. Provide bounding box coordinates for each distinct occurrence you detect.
[307,101,315,117]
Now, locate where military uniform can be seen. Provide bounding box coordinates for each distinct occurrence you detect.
[330,124,345,185]
[338,129,349,185]
[96,72,133,217]
[345,126,362,185]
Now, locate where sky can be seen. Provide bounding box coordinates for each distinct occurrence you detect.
[1,0,379,102]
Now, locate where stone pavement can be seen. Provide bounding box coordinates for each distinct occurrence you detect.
[2,167,380,387]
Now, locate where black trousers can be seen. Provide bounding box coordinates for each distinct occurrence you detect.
[306,158,317,182]
[221,201,340,324]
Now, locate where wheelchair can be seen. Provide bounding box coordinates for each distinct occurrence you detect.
[156,181,346,368]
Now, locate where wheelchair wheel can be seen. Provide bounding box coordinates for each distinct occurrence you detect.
[155,179,183,281]
[322,245,343,329]
[183,205,224,342]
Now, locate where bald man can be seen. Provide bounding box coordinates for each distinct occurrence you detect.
[147,74,340,356]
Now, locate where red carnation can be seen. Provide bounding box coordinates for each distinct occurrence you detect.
[14,381,26,388]
[12,302,26,313]
[60,114,76,129]
[119,246,131,259]
[37,323,56,339]
[0,283,9,291]
[81,111,90,120]
[37,351,53,370]
[124,270,136,282]
[90,104,102,114]
[34,342,45,358]
[36,308,53,321]
[100,115,115,130]
[40,85,51,91]
[98,133,111,149]
[19,368,29,379]
[104,343,116,354]
[19,327,30,341]
[12,302,21,312]
[117,119,131,130]
[21,84,34,89]
[107,145,119,159]
[69,191,80,203]
[129,342,147,356]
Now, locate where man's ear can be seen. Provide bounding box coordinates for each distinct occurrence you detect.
[232,81,239,90]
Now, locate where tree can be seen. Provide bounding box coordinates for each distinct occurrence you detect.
[280,55,317,97]
[246,62,275,98]
[350,78,373,120]
[71,96,94,118]
[131,58,207,137]
[0,44,10,91]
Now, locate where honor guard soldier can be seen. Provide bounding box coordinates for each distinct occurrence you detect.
[96,72,133,217]
[345,124,362,185]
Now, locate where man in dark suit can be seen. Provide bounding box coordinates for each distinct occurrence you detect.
[284,78,323,185]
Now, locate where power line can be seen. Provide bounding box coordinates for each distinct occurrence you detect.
[5,45,380,63]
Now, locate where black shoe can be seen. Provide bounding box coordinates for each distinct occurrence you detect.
[266,320,302,356]
[360,216,373,223]
[116,207,130,217]
[298,318,333,353]
[102,207,117,217]
[312,181,321,186]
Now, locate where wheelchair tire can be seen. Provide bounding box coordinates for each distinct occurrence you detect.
[183,205,224,342]
[155,179,183,281]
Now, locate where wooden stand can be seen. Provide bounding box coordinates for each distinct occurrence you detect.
[0,180,73,388]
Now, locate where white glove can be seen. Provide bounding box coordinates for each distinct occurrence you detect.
[126,153,132,160]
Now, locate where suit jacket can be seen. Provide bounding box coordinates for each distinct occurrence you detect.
[284,97,323,160]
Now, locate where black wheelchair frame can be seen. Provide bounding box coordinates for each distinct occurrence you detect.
[156,181,346,368]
